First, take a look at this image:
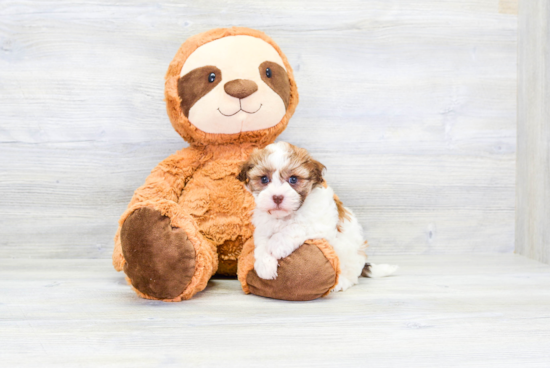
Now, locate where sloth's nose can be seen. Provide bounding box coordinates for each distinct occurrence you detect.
[224,79,258,99]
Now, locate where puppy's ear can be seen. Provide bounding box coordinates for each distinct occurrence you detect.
[308,159,326,188]
[237,162,253,183]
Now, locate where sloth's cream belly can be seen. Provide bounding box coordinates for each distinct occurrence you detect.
[178,159,255,275]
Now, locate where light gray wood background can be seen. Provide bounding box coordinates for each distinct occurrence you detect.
[2,254,550,367]
[0,0,517,259]
[516,0,550,264]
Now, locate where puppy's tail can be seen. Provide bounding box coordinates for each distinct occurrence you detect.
[361,263,399,278]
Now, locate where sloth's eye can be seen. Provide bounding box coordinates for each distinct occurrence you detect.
[288,176,298,184]
[265,68,272,78]
[261,176,269,184]
[208,72,216,83]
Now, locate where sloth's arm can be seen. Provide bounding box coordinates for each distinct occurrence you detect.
[112,147,203,271]
[127,147,201,206]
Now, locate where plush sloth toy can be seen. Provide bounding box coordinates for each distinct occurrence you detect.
[112,27,341,301]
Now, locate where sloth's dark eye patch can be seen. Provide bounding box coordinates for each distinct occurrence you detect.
[178,65,222,117]
[259,61,290,110]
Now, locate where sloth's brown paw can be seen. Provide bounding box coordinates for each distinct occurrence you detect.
[121,207,196,300]
[245,240,338,301]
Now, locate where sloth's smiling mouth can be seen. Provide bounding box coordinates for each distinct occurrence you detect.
[218,103,262,117]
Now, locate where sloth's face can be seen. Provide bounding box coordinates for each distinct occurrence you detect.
[178,35,291,134]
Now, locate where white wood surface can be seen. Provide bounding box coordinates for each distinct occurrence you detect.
[516,0,550,264]
[1,254,549,367]
[0,1,517,258]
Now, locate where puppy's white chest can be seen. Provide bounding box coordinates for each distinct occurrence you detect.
[261,217,292,237]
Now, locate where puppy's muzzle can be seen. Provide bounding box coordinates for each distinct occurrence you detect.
[272,195,284,205]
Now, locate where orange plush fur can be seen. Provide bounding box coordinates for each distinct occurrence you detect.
[112,27,339,301]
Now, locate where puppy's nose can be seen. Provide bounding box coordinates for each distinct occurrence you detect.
[224,79,258,99]
[272,195,284,205]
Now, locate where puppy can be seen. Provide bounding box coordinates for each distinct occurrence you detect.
[238,142,397,292]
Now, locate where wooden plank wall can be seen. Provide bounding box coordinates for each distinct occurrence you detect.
[0,0,517,259]
[516,0,550,264]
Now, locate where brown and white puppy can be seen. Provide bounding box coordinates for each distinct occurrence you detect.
[238,142,325,219]
[238,142,398,291]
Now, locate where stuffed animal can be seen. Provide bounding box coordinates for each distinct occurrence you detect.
[112,27,341,301]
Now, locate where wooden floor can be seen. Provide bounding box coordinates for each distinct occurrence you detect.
[1,254,549,367]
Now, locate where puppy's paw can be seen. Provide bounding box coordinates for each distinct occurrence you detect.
[267,233,294,260]
[332,277,354,292]
[270,246,292,260]
[254,255,279,280]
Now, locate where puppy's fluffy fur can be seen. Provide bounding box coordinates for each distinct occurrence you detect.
[238,142,397,292]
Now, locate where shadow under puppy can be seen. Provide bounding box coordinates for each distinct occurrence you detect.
[238,141,398,292]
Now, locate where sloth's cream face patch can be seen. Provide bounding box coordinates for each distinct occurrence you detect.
[178,35,290,134]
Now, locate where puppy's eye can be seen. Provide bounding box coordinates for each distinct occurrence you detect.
[208,72,216,83]
[261,176,269,184]
[288,176,298,185]
[265,68,272,78]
